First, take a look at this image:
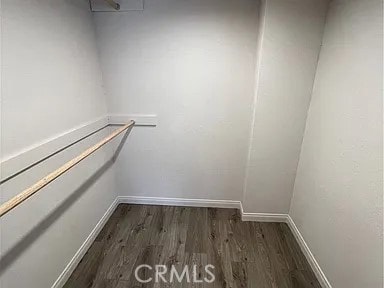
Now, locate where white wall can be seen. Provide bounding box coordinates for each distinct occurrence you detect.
[243,0,328,213]
[1,0,107,160]
[290,0,383,287]
[94,0,260,201]
[0,1,118,287]
[2,0,382,286]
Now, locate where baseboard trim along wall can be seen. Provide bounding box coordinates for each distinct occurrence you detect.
[51,198,120,288]
[51,197,331,288]
[241,212,288,222]
[118,196,290,223]
[117,195,242,209]
[286,216,332,288]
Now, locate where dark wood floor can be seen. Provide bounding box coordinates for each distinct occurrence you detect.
[64,204,321,288]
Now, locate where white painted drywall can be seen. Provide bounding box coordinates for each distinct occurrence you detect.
[289,0,383,287]
[0,1,118,287]
[243,0,328,213]
[93,0,260,201]
[1,0,107,160]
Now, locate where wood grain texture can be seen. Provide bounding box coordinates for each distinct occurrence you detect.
[0,121,134,217]
[64,204,321,288]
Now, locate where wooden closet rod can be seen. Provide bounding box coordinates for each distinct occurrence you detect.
[0,121,135,217]
[104,0,120,10]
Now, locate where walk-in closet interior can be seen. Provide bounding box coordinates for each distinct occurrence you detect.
[0,0,382,287]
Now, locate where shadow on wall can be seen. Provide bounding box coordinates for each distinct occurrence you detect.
[0,127,132,276]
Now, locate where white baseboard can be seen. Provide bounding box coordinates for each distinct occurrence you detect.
[240,203,289,222]
[119,196,290,222]
[241,212,289,222]
[286,215,332,288]
[51,198,120,288]
[117,196,241,209]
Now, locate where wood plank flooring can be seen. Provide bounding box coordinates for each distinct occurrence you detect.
[64,204,321,288]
